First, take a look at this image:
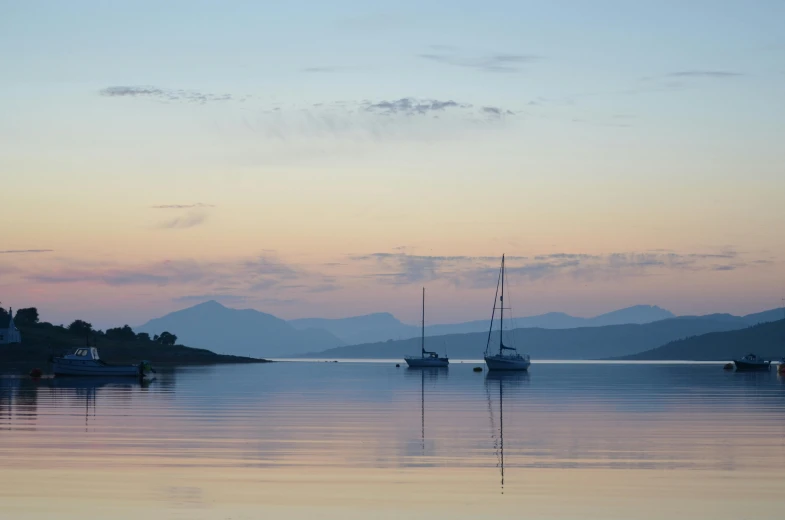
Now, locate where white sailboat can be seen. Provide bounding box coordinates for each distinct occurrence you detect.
[405,288,449,368]
[484,255,531,371]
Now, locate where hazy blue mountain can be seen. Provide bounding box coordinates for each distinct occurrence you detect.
[673,313,749,325]
[618,319,785,361]
[289,304,677,345]
[742,307,785,326]
[587,305,674,326]
[301,316,749,360]
[670,308,785,328]
[289,313,418,345]
[136,300,343,358]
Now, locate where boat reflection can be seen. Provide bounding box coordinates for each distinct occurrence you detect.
[407,367,445,456]
[404,366,448,381]
[485,370,530,385]
[485,371,528,494]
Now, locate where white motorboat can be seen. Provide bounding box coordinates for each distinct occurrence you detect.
[484,255,531,371]
[52,347,155,379]
[405,288,449,368]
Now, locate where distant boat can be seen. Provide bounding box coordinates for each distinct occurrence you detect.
[52,347,156,379]
[405,288,448,368]
[484,255,531,371]
[733,353,771,371]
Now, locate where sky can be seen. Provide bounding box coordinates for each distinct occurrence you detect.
[1,0,784,328]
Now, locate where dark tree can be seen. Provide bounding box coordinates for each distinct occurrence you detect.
[156,331,178,346]
[68,320,93,336]
[153,334,160,342]
[136,332,151,342]
[15,308,40,324]
[105,325,137,341]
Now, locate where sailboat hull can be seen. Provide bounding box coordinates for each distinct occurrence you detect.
[405,357,449,368]
[485,355,530,371]
[733,360,770,371]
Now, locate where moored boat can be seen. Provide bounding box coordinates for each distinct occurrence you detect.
[484,255,531,371]
[733,353,771,371]
[52,347,155,379]
[404,288,448,368]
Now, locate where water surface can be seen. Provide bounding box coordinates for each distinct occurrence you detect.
[2,361,784,519]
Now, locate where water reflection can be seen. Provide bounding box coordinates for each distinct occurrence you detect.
[404,367,446,460]
[484,372,528,494]
[0,377,37,430]
[1,362,784,520]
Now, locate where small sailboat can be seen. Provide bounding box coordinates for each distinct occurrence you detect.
[484,255,531,371]
[732,353,771,371]
[52,347,156,379]
[405,288,449,368]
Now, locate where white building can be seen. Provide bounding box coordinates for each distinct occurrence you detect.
[0,308,22,345]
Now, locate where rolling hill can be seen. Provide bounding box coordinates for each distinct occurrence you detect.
[616,319,785,361]
[300,316,752,360]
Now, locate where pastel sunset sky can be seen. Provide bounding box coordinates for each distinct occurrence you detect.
[1,1,784,327]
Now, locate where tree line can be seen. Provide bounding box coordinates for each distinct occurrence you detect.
[7,306,178,346]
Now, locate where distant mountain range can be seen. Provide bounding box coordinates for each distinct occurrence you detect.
[289,313,415,346]
[135,300,343,358]
[290,304,676,345]
[136,300,785,359]
[617,319,785,361]
[300,316,756,360]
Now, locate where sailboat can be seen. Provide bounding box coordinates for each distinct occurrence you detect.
[484,255,531,371]
[405,288,449,368]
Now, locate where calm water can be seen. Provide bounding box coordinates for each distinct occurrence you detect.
[2,361,785,519]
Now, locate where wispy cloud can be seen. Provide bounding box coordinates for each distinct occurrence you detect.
[419,48,541,73]
[152,203,214,230]
[666,70,744,78]
[151,203,215,209]
[100,86,233,104]
[238,97,516,143]
[352,250,748,287]
[158,211,208,229]
[352,253,527,285]
[481,106,515,118]
[22,254,305,292]
[365,98,470,116]
[0,249,54,254]
[308,283,341,293]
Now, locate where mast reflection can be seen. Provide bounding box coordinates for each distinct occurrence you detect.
[486,371,529,494]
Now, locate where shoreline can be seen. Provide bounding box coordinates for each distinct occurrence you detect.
[0,343,271,374]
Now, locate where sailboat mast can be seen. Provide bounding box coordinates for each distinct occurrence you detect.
[421,287,425,357]
[499,255,505,356]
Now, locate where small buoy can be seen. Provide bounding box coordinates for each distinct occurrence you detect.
[29,368,42,378]
[473,366,483,372]
[723,363,733,370]
[395,364,400,368]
